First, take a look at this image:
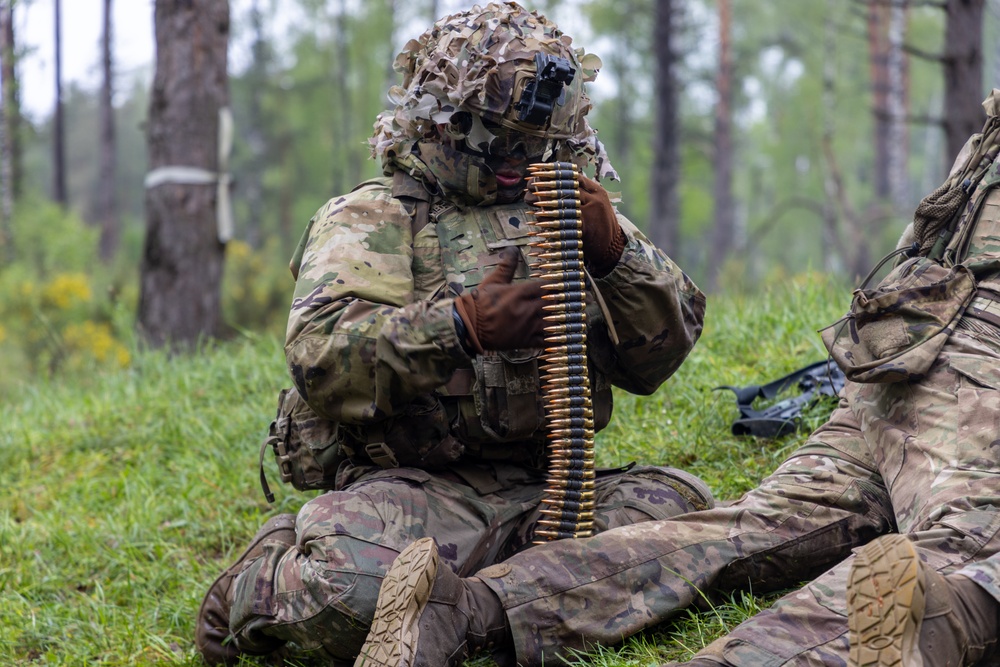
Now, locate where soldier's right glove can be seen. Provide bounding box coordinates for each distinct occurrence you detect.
[453,247,545,354]
[579,175,627,278]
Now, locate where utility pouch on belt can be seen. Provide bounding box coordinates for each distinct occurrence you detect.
[475,349,545,441]
[259,386,346,501]
[820,257,976,383]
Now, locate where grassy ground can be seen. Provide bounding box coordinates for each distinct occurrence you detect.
[0,271,850,666]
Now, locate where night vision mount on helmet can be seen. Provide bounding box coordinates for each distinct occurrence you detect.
[513,53,577,130]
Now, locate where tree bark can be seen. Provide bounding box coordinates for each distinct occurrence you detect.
[52,0,66,206]
[886,0,909,212]
[242,0,268,247]
[138,0,230,349]
[0,0,19,260]
[648,0,681,257]
[0,1,20,198]
[98,0,118,260]
[608,0,637,169]
[867,0,891,200]
[942,0,985,163]
[332,0,358,193]
[708,0,734,292]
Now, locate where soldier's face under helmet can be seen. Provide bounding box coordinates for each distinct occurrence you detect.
[457,118,553,203]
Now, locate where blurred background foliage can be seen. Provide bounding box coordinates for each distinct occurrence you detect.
[2,0,999,392]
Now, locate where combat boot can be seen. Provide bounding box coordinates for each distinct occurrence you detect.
[353,537,512,667]
[195,514,296,666]
[847,533,1000,667]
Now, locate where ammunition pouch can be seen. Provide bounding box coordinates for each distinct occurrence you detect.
[259,386,346,501]
[475,349,545,441]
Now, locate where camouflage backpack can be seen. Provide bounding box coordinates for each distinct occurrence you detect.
[821,90,1000,383]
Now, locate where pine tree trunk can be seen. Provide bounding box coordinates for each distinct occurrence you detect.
[333,0,355,193]
[98,0,118,260]
[648,0,681,257]
[0,1,20,199]
[886,0,909,212]
[868,1,891,201]
[243,0,268,247]
[0,0,19,260]
[943,0,985,163]
[609,0,636,169]
[52,0,67,206]
[708,0,734,292]
[138,0,230,348]
[821,0,845,274]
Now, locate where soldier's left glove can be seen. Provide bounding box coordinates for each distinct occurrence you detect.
[453,247,546,354]
[578,175,626,278]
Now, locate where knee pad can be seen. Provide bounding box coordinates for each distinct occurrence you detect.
[233,530,397,663]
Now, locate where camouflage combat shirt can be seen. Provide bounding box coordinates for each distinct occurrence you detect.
[283,175,706,469]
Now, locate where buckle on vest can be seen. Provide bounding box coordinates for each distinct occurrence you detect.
[364,441,399,469]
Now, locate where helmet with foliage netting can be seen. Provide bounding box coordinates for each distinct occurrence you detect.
[371,1,617,201]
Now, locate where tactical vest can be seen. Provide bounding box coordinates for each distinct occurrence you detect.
[264,175,615,497]
[413,195,613,466]
[821,123,1000,383]
[949,162,1000,289]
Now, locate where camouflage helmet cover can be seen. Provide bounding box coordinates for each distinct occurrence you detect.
[371,1,618,182]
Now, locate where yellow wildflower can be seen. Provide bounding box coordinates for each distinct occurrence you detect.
[43,273,93,310]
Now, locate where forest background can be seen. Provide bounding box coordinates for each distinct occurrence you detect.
[3,0,1000,664]
[2,0,999,390]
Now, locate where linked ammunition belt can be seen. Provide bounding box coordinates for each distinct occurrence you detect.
[526,161,596,542]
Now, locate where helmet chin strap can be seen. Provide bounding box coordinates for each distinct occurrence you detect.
[466,162,497,206]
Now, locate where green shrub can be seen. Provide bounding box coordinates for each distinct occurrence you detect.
[221,238,292,337]
[0,198,134,395]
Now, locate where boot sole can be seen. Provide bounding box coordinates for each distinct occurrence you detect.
[354,537,439,667]
[847,534,926,667]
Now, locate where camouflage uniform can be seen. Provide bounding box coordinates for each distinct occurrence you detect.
[456,113,1000,666]
[222,4,710,664]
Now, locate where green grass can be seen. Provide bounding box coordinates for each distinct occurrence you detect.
[0,272,852,666]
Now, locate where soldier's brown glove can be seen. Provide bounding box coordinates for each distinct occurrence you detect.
[579,175,626,278]
[453,247,545,354]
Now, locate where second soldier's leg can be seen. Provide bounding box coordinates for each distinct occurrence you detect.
[476,402,895,666]
[664,525,1000,667]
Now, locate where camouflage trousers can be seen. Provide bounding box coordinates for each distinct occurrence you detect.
[478,331,1000,666]
[227,460,713,664]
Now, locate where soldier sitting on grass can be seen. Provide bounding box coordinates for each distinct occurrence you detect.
[194,3,713,665]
